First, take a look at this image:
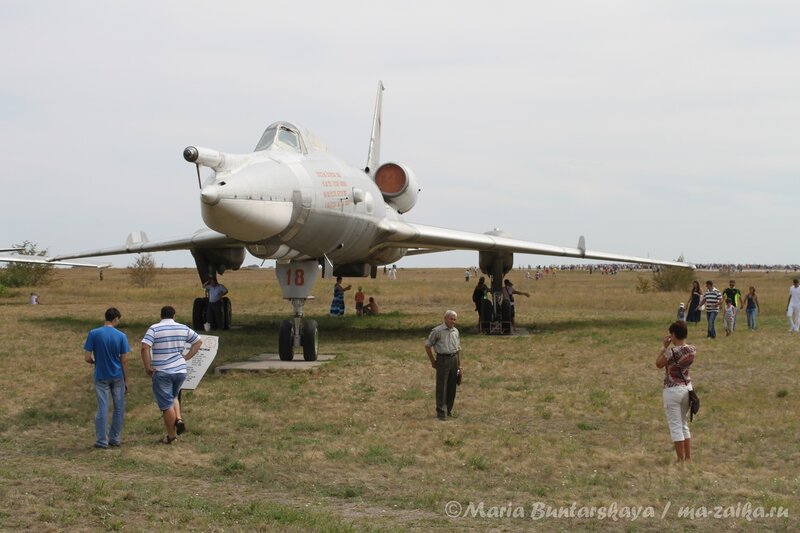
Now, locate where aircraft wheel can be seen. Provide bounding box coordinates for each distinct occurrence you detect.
[193,297,208,331]
[222,297,232,330]
[278,319,294,361]
[301,319,319,361]
[479,299,494,333]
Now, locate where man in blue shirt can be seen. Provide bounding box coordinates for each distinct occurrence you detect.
[84,308,130,449]
[204,278,229,330]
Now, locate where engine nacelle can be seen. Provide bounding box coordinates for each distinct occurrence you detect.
[332,263,372,278]
[374,162,419,214]
[191,247,245,285]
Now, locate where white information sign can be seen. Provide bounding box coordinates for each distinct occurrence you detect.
[181,335,219,390]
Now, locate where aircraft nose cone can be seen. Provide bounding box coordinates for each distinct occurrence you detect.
[201,184,220,206]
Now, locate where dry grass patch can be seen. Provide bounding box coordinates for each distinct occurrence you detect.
[1,267,798,531]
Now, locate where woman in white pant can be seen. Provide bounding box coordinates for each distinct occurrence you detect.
[656,321,697,463]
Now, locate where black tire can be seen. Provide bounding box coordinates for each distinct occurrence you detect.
[302,319,319,361]
[192,297,208,331]
[278,319,294,361]
[479,299,494,333]
[222,297,232,330]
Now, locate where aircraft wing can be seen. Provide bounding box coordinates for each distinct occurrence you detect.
[0,255,111,268]
[378,221,693,269]
[52,229,241,261]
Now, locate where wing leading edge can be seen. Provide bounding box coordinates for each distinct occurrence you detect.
[0,256,111,268]
[377,221,693,269]
[52,229,241,261]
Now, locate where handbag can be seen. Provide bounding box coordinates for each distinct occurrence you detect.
[672,349,699,421]
[687,389,700,421]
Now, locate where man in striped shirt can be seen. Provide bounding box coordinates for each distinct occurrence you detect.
[698,280,722,339]
[141,306,202,444]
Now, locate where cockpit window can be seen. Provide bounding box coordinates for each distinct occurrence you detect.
[254,127,277,151]
[254,123,304,153]
[277,127,301,152]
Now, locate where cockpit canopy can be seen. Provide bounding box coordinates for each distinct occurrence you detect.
[254,121,327,154]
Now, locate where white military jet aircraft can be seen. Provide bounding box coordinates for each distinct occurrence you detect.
[53,82,691,360]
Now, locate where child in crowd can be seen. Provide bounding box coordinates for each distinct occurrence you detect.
[354,287,365,316]
[723,298,737,336]
[677,303,686,321]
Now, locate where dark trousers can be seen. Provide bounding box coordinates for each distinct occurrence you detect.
[207,300,223,330]
[436,354,458,418]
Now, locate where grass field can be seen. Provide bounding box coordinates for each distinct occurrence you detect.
[0,267,798,531]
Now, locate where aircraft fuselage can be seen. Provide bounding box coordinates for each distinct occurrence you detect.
[197,144,406,269]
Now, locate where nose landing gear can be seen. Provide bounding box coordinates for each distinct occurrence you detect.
[278,299,319,361]
[276,261,322,361]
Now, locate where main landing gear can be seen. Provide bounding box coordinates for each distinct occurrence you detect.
[192,296,232,331]
[478,247,514,335]
[276,261,321,361]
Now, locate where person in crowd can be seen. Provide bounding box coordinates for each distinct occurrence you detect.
[655,320,696,463]
[677,303,686,321]
[472,276,490,327]
[203,278,228,330]
[686,281,702,325]
[743,286,760,330]
[424,310,463,421]
[363,296,380,315]
[141,306,202,444]
[354,286,365,316]
[723,298,736,336]
[329,277,351,316]
[84,307,130,449]
[722,280,742,330]
[697,280,722,339]
[502,279,530,333]
[787,279,800,332]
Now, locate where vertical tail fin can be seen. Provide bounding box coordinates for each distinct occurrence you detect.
[364,81,385,177]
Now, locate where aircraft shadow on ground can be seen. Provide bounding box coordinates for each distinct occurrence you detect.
[25,314,657,341]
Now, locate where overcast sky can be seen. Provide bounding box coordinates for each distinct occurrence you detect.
[2,1,798,269]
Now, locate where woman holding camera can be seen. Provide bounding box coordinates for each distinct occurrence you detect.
[656,320,696,463]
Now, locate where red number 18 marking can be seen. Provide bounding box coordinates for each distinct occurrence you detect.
[286,268,305,286]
